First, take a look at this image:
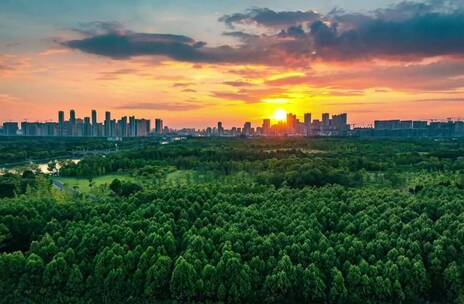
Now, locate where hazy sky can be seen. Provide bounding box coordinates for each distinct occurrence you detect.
[1,0,464,128]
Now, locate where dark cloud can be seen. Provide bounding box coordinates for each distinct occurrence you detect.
[310,10,464,60]
[117,102,204,111]
[64,32,209,60]
[64,1,464,66]
[219,8,321,29]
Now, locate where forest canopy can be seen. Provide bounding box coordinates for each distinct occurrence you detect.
[1,137,464,303]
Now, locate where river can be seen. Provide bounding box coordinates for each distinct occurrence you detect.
[0,159,80,175]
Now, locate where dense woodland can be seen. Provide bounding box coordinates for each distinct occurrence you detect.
[1,137,464,303]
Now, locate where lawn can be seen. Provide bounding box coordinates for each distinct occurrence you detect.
[55,174,134,192]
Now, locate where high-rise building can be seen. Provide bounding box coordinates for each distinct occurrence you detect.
[155,118,163,134]
[374,120,401,130]
[331,113,348,131]
[58,111,64,136]
[110,119,116,137]
[3,122,19,136]
[287,113,297,133]
[304,113,312,127]
[117,116,127,137]
[104,111,111,137]
[217,121,224,135]
[70,110,76,124]
[243,122,252,136]
[413,121,428,129]
[129,116,136,136]
[322,113,330,126]
[91,110,97,136]
[262,119,271,135]
[91,110,97,125]
[135,119,150,137]
[84,117,91,136]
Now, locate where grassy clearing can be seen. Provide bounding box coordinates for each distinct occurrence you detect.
[56,174,134,192]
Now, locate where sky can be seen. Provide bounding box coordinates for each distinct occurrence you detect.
[1,0,464,128]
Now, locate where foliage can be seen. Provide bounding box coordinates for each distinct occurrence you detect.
[1,138,464,303]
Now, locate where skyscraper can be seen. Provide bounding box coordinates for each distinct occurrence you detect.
[217,121,224,135]
[304,113,312,127]
[58,111,64,136]
[84,117,91,136]
[322,113,330,126]
[155,118,163,134]
[129,116,136,136]
[70,110,76,124]
[91,110,97,125]
[262,119,271,135]
[3,122,19,136]
[118,116,127,137]
[104,111,111,137]
[287,113,297,133]
[243,122,251,136]
[91,110,97,136]
[69,110,76,136]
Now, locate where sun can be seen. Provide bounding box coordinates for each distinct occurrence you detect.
[273,109,287,121]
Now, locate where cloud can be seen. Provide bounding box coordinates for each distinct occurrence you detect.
[211,87,286,103]
[223,81,255,87]
[117,102,204,111]
[328,90,365,96]
[63,1,464,67]
[72,21,125,36]
[64,32,209,60]
[97,68,139,80]
[266,59,464,91]
[219,8,321,29]
[412,97,464,103]
[173,82,194,87]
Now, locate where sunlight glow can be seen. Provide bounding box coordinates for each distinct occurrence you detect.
[262,98,289,104]
[273,109,287,121]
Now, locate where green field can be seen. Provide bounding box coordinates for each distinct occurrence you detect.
[56,174,134,192]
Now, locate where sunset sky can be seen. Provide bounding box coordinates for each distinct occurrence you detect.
[1,0,464,128]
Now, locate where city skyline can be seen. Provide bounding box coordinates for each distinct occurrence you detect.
[2,1,464,127]
[2,108,464,138]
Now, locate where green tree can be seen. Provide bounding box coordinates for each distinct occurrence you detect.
[170,256,197,301]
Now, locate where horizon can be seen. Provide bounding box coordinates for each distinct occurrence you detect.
[2,0,464,128]
[2,108,463,131]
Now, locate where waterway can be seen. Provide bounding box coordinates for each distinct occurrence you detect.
[0,159,80,175]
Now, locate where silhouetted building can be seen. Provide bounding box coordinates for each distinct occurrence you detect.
[217,121,224,136]
[70,110,76,125]
[3,122,19,136]
[322,113,330,126]
[128,116,136,136]
[304,113,312,127]
[374,120,401,130]
[243,122,252,136]
[104,111,111,137]
[155,119,163,134]
[58,111,64,136]
[413,121,427,129]
[262,119,271,135]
